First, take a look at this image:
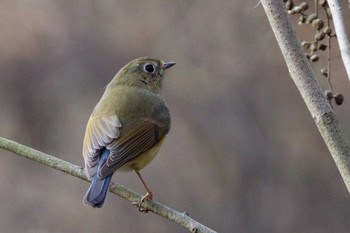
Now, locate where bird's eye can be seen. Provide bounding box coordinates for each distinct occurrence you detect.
[143,64,155,73]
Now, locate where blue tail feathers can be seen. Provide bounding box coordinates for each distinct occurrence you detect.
[83,149,113,208]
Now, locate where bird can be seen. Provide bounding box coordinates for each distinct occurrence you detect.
[82,57,175,209]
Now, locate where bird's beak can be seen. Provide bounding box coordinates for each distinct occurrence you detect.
[163,62,176,70]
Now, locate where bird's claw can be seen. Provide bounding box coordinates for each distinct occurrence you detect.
[133,192,152,213]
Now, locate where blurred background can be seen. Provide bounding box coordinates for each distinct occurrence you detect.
[0,1,349,232]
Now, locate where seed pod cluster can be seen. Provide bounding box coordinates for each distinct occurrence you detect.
[286,1,344,108]
[285,0,335,64]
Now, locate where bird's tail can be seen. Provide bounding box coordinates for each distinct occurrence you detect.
[83,149,113,208]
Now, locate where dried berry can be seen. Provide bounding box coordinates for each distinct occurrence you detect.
[315,31,326,41]
[286,0,294,10]
[321,68,328,77]
[301,41,311,49]
[334,93,344,105]
[288,10,295,15]
[300,2,309,11]
[299,15,306,24]
[307,14,317,23]
[310,54,319,62]
[310,43,318,52]
[323,27,332,35]
[293,6,302,13]
[318,44,327,50]
[312,19,324,30]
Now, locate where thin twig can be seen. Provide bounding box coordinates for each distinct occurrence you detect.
[0,136,217,233]
[323,5,333,91]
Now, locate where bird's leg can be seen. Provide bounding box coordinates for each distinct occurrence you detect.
[133,171,153,212]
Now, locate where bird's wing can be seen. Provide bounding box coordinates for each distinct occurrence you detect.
[83,115,121,179]
[99,118,170,179]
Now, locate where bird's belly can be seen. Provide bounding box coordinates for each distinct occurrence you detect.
[119,137,166,172]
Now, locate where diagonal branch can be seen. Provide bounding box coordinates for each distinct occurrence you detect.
[0,136,216,233]
[261,0,350,193]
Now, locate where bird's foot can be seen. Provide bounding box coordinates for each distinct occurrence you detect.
[133,192,153,213]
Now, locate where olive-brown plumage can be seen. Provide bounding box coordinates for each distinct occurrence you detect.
[82,57,175,208]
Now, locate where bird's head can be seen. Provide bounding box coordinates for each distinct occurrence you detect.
[110,57,175,93]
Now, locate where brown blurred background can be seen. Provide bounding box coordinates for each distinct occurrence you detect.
[0,1,350,232]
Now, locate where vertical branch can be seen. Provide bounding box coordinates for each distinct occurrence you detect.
[327,0,350,81]
[260,0,350,192]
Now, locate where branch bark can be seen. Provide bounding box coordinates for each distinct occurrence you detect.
[261,0,350,192]
[0,136,216,233]
[327,0,350,81]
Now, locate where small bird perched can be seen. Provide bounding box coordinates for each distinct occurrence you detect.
[82,57,175,209]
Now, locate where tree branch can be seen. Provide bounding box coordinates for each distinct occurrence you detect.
[0,136,216,233]
[261,0,350,192]
[327,0,350,81]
